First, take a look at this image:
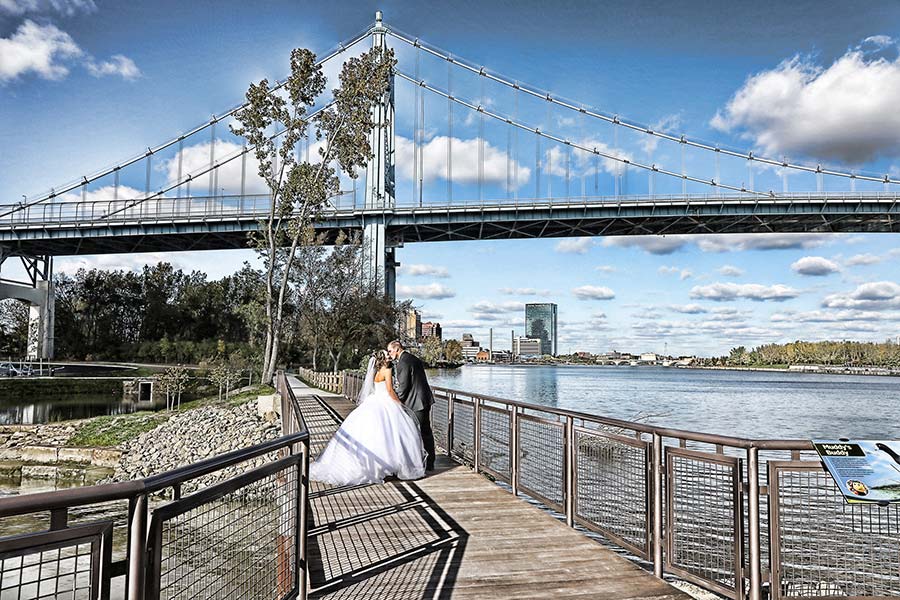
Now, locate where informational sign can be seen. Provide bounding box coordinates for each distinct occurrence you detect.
[813,440,900,504]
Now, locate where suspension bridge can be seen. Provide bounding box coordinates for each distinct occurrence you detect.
[2,11,899,358]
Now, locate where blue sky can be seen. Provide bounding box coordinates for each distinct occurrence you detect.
[3,0,900,356]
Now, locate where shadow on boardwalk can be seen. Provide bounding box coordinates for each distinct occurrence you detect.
[308,459,467,599]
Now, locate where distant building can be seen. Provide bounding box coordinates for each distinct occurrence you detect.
[640,353,658,362]
[575,352,593,360]
[475,349,491,362]
[493,350,513,363]
[421,321,442,342]
[460,333,480,348]
[513,336,542,357]
[461,346,481,361]
[525,303,557,356]
[400,308,422,345]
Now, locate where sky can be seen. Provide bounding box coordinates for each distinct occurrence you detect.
[3,0,900,356]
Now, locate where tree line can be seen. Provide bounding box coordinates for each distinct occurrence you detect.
[698,340,900,368]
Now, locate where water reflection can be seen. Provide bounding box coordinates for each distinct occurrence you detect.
[0,396,164,425]
[429,364,900,440]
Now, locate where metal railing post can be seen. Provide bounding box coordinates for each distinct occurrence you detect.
[511,406,519,496]
[652,432,664,579]
[473,397,482,472]
[447,393,455,457]
[565,415,575,527]
[127,493,148,600]
[298,440,311,599]
[747,446,762,600]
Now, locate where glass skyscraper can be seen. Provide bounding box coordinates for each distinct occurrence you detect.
[525,303,557,356]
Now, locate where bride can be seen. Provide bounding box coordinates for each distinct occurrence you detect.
[309,350,426,485]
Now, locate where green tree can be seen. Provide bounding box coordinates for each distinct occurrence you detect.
[443,339,463,363]
[231,45,395,385]
[0,299,28,357]
[422,336,443,366]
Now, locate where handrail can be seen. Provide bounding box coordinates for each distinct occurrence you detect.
[0,432,309,518]
[432,385,815,450]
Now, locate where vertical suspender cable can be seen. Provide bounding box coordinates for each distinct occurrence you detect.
[241,144,247,199]
[145,153,151,198]
[593,151,599,195]
[447,54,453,203]
[513,83,519,201]
[580,108,586,198]
[478,74,485,201]
[782,157,788,194]
[535,128,541,199]
[506,105,512,198]
[715,147,721,197]
[413,49,420,205]
[177,139,184,197]
[748,156,754,196]
[681,137,687,196]
[850,171,856,193]
[209,120,216,198]
[113,168,119,201]
[565,144,571,198]
[614,119,620,197]
[546,100,552,198]
[419,77,425,206]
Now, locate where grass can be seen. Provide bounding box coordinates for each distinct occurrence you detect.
[66,384,276,447]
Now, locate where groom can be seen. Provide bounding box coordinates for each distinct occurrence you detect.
[387,340,436,471]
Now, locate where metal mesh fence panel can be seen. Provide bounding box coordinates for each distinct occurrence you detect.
[574,429,649,557]
[0,523,109,600]
[770,462,900,599]
[451,400,475,465]
[479,406,511,481]
[517,416,564,509]
[431,395,449,452]
[155,464,298,600]
[667,448,743,598]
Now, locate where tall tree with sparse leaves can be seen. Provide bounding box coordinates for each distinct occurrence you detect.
[231,46,395,385]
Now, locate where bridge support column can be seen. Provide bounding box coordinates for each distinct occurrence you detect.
[0,253,55,360]
[363,10,396,299]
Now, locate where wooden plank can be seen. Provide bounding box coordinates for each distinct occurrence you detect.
[291,378,693,600]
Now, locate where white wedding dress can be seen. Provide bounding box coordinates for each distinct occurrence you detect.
[310,378,426,485]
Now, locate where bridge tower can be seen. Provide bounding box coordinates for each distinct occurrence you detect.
[363,10,398,300]
[0,251,55,360]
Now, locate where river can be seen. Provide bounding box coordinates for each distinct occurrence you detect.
[427,364,900,440]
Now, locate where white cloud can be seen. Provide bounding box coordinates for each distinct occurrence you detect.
[0,20,81,81]
[595,265,617,274]
[396,283,456,300]
[499,287,551,296]
[658,265,692,280]
[717,265,744,277]
[602,236,686,255]
[468,300,524,314]
[400,264,449,278]
[572,285,615,300]
[711,38,900,163]
[395,135,530,190]
[669,304,709,314]
[0,19,140,83]
[56,252,188,275]
[163,140,268,196]
[695,233,834,252]
[771,308,900,323]
[639,114,682,156]
[545,138,628,178]
[555,237,593,254]
[791,256,841,276]
[86,54,140,80]
[0,0,96,16]
[822,281,900,310]
[845,253,883,266]
[690,282,800,302]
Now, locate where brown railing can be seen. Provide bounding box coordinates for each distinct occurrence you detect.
[336,370,899,600]
[297,368,343,395]
[0,371,311,600]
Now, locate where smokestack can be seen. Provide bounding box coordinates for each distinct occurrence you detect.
[489,328,493,359]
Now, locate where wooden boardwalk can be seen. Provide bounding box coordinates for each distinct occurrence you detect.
[290,379,692,600]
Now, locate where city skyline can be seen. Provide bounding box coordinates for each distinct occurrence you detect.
[3,2,900,355]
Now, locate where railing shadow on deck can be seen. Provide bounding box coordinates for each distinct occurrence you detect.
[307,472,468,600]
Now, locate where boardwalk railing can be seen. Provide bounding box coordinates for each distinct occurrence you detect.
[336,369,899,600]
[298,368,343,395]
[0,371,311,600]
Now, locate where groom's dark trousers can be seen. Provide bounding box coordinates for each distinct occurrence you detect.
[394,351,436,470]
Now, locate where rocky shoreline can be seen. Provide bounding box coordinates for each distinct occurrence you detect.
[1,391,281,491]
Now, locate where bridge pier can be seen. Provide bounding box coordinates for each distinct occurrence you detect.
[0,252,55,359]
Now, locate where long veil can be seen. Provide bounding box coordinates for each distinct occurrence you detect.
[357,356,376,404]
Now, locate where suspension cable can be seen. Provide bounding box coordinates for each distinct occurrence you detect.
[387,27,899,187]
[13,25,374,214]
[395,70,769,196]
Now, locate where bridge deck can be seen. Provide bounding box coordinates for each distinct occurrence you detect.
[290,378,691,599]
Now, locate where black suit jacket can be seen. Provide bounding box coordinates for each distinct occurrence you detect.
[393,351,434,411]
